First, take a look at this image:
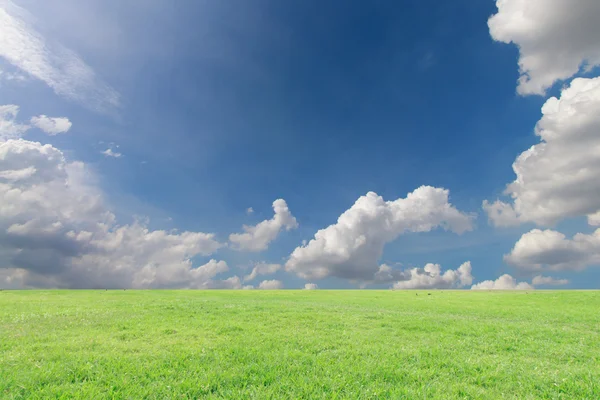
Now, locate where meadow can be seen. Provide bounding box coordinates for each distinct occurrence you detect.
[1,290,599,399]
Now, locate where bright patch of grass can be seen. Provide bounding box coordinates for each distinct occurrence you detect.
[1,290,599,398]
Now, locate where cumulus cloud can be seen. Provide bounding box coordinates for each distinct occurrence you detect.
[372,264,411,285]
[532,275,569,286]
[588,211,600,227]
[471,274,533,290]
[303,283,318,290]
[390,262,473,290]
[203,274,245,290]
[0,139,242,289]
[505,229,600,272]
[0,105,29,140]
[484,77,600,227]
[489,0,600,95]
[2,105,73,141]
[229,199,298,252]
[101,148,122,158]
[0,0,119,111]
[30,115,72,135]
[286,186,474,281]
[481,200,519,228]
[243,262,281,282]
[258,279,284,290]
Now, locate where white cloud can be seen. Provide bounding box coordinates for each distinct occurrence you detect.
[258,279,284,290]
[286,186,474,281]
[588,211,600,227]
[0,105,29,140]
[481,200,519,228]
[30,115,72,135]
[134,259,232,290]
[243,262,281,282]
[246,207,254,215]
[303,283,318,290]
[101,148,122,158]
[0,67,27,82]
[0,0,119,111]
[391,261,473,290]
[471,274,533,290]
[204,274,244,290]
[2,105,73,140]
[0,139,241,289]
[489,0,600,95]
[505,228,600,272]
[229,199,298,252]
[484,77,600,227]
[532,275,569,286]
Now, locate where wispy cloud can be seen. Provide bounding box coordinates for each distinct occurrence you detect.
[102,148,122,158]
[532,275,569,286]
[0,104,29,140]
[243,262,281,282]
[0,0,119,112]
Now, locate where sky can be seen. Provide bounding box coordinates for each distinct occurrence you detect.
[1,0,600,290]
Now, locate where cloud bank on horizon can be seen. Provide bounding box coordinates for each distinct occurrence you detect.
[1,0,599,289]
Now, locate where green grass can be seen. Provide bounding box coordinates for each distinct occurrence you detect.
[1,290,599,399]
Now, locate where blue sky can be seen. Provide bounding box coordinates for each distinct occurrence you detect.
[1,0,600,289]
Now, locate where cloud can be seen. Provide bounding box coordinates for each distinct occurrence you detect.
[243,262,281,282]
[229,199,298,252]
[391,261,473,290]
[481,200,519,228]
[30,115,72,135]
[0,105,29,140]
[505,228,600,272]
[588,211,600,227]
[246,207,254,215]
[0,267,26,289]
[489,0,600,95]
[0,0,119,111]
[0,66,27,83]
[101,148,122,158]
[532,275,569,286]
[471,274,533,290]
[372,264,411,284]
[258,279,284,290]
[2,105,73,141]
[484,77,600,227]
[286,186,474,281]
[303,283,318,290]
[202,274,245,290]
[0,138,241,289]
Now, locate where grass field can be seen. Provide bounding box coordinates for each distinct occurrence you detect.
[1,290,599,399]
